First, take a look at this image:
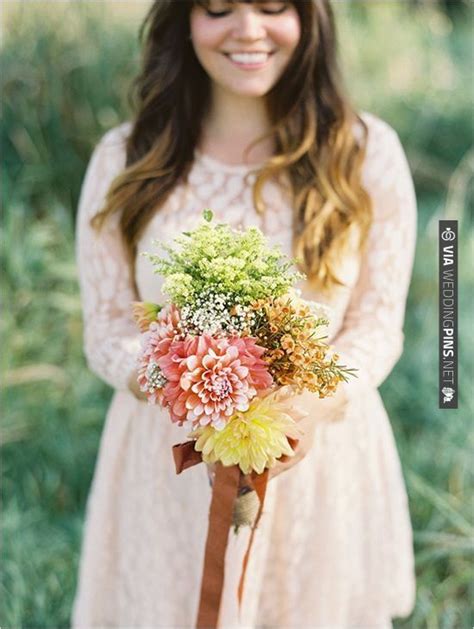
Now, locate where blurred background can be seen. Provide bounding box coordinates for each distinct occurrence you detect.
[1,1,472,627]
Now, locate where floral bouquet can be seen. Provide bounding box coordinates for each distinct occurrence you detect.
[131,209,356,626]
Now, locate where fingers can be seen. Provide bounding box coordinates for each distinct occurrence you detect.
[278,437,300,463]
[127,371,148,402]
[206,462,217,486]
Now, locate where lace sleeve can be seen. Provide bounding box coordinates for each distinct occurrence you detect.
[331,121,418,405]
[75,125,141,391]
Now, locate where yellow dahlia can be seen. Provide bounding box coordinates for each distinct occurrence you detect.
[188,386,306,475]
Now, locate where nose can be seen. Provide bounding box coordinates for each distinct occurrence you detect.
[232,8,266,42]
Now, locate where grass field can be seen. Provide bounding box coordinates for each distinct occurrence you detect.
[1,2,473,627]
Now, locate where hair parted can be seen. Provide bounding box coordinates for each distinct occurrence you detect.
[91,0,372,295]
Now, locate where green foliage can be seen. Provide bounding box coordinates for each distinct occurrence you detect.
[336,2,472,199]
[386,225,473,629]
[1,2,140,220]
[1,204,112,627]
[146,213,304,306]
[1,3,473,628]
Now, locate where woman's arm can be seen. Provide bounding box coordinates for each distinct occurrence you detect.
[331,121,417,397]
[76,125,142,393]
[269,121,417,479]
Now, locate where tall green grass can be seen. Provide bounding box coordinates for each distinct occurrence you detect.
[1,3,473,627]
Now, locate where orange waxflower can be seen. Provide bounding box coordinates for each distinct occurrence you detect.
[247,292,353,398]
[281,334,295,352]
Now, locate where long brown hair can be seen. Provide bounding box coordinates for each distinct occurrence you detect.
[91,0,372,295]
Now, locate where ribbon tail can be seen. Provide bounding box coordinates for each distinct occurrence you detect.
[237,468,269,617]
[172,440,203,474]
[196,463,241,629]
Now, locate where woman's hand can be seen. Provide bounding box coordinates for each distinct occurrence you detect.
[127,370,148,402]
[267,409,317,481]
[206,461,217,486]
[268,387,347,481]
[204,387,349,485]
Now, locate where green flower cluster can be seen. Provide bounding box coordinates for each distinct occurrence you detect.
[142,209,305,307]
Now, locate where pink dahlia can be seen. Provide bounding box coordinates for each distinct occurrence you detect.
[158,335,273,429]
[137,304,181,404]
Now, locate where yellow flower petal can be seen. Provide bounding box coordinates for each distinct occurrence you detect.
[189,388,306,474]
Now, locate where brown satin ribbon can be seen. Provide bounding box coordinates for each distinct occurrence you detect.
[197,462,241,628]
[172,438,298,629]
[172,442,264,628]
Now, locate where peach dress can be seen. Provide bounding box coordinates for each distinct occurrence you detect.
[71,111,417,628]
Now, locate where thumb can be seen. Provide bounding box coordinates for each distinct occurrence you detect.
[278,437,300,463]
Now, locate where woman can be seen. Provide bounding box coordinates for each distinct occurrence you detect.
[72,1,417,627]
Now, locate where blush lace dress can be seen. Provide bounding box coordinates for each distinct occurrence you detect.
[71,111,417,629]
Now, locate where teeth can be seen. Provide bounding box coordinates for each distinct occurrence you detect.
[229,52,269,64]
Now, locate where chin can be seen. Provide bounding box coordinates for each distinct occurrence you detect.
[224,81,274,99]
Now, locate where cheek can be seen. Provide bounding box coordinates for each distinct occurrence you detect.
[272,15,301,52]
[189,13,224,51]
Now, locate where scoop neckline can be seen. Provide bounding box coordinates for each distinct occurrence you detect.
[194,148,266,173]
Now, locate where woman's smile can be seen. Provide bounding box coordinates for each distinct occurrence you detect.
[190,2,300,97]
[223,50,276,70]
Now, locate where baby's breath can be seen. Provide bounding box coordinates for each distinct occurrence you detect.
[178,288,256,337]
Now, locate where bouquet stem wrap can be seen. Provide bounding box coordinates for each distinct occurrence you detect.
[173,441,269,629]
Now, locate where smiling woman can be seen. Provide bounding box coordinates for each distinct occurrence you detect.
[190,1,300,94]
[71,0,417,627]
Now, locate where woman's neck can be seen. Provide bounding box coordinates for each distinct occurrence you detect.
[199,86,275,165]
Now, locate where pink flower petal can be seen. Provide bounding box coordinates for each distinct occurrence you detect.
[186,355,198,370]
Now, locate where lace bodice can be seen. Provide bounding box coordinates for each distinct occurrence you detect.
[76,112,417,404]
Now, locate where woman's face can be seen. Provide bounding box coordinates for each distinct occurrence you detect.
[189,1,301,98]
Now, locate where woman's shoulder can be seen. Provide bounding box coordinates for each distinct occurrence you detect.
[354,110,401,151]
[102,120,133,143]
[79,122,133,196]
[354,110,410,184]
[95,120,132,157]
